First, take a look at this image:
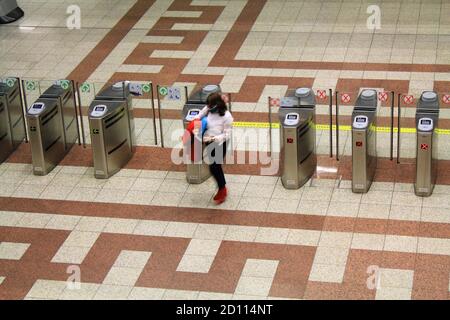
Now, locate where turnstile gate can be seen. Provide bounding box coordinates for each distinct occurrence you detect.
[278,88,317,189]
[182,84,221,184]
[415,91,439,197]
[0,78,25,163]
[27,81,78,175]
[88,81,139,179]
[41,81,78,151]
[351,89,378,193]
[95,81,137,150]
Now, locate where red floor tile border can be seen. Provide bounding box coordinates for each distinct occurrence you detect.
[5,143,450,185]
[0,197,326,231]
[1,196,450,239]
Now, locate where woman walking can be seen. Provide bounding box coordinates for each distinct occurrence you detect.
[195,92,233,204]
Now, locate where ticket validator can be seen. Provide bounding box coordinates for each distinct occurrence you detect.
[351,89,378,193]
[414,91,439,197]
[278,88,317,189]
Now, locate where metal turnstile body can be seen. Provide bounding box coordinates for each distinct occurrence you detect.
[278,88,317,189]
[0,78,25,163]
[41,82,78,151]
[181,84,221,184]
[415,91,439,197]
[27,81,79,175]
[27,98,65,175]
[95,82,136,151]
[351,89,378,193]
[88,82,139,179]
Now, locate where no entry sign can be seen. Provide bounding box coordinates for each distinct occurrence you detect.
[316,90,327,100]
[378,92,388,102]
[341,93,351,103]
[403,95,415,105]
[269,98,280,107]
[442,94,450,104]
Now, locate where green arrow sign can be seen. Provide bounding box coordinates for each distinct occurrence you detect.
[60,80,70,90]
[6,78,15,88]
[142,83,151,93]
[25,81,37,91]
[81,83,91,93]
[158,86,168,96]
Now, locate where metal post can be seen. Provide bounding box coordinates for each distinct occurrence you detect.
[390,91,394,161]
[149,83,158,146]
[70,80,81,146]
[335,91,340,161]
[156,85,164,148]
[184,86,189,105]
[268,96,272,155]
[329,88,333,158]
[75,82,86,148]
[397,93,401,164]
[227,92,234,155]
[18,78,28,143]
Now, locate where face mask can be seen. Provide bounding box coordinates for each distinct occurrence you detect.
[209,105,219,113]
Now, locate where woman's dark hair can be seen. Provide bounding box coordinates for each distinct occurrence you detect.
[206,92,227,116]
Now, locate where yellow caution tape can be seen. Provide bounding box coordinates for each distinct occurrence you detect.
[436,128,450,135]
[233,121,273,128]
[233,121,450,135]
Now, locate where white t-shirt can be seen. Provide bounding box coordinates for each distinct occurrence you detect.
[195,106,233,144]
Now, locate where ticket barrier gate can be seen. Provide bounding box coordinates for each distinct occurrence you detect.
[351,89,378,193]
[181,84,221,184]
[94,81,138,150]
[414,91,439,197]
[41,81,78,151]
[0,78,25,163]
[278,88,317,189]
[27,81,78,175]
[88,81,140,179]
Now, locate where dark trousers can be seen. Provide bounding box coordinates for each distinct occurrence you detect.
[207,141,227,189]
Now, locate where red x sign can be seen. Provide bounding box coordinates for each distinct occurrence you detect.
[421,144,429,151]
[341,93,351,103]
[378,92,388,102]
[442,94,450,104]
[403,95,415,105]
[316,90,327,100]
[269,98,280,107]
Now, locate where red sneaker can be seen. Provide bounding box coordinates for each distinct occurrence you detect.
[214,187,227,204]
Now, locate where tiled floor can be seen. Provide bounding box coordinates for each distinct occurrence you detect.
[1,0,450,300]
